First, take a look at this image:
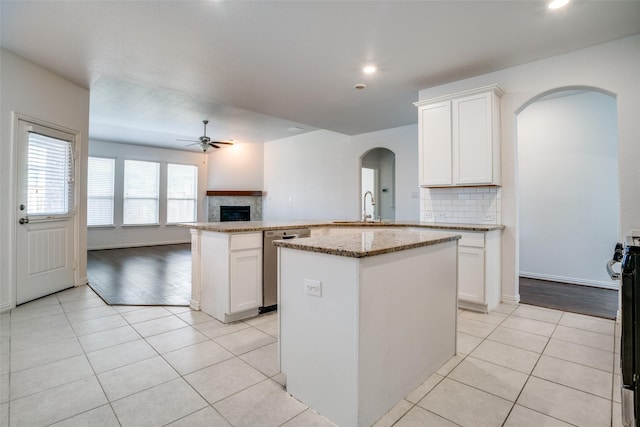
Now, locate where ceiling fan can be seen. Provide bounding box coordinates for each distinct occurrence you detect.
[178,120,234,152]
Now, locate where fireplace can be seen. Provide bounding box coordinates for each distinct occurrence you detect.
[207,190,263,222]
[220,206,251,222]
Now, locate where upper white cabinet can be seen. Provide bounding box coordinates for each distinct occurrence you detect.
[415,85,503,187]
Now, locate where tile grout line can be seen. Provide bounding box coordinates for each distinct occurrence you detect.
[6,292,619,427]
[58,293,125,427]
[500,311,562,426]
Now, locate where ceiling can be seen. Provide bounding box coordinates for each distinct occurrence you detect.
[2,1,639,151]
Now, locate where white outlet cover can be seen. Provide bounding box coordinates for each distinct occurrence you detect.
[304,279,322,297]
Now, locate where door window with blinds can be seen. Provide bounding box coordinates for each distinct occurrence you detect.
[167,163,197,223]
[26,128,75,219]
[87,157,115,226]
[123,160,160,225]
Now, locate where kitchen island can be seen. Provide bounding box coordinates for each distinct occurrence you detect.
[180,220,501,321]
[275,229,460,427]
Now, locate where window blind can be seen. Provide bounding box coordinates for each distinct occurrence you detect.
[123,160,159,225]
[167,163,197,223]
[87,157,115,226]
[26,131,74,217]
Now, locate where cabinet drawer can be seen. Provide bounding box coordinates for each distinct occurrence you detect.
[230,232,262,251]
[457,231,485,248]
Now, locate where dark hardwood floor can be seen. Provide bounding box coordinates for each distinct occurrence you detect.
[519,277,618,319]
[87,244,618,318]
[87,244,191,306]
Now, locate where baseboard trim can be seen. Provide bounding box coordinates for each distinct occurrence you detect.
[0,302,13,313]
[519,272,618,290]
[501,294,521,305]
[88,240,191,251]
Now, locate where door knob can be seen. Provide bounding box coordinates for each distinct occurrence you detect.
[19,217,29,225]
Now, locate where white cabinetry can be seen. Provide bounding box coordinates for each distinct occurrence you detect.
[424,228,501,312]
[415,85,503,187]
[418,101,452,186]
[199,231,263,323]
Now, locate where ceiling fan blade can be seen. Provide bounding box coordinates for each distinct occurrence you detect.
[209,143,221,149]
[211,141,234,145]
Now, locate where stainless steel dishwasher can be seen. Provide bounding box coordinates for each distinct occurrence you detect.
[262,228,311,312]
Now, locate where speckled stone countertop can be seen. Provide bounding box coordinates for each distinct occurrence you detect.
[272,229,461,258]
[178,220,504,233]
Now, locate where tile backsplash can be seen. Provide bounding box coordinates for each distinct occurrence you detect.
[420,186,501,225]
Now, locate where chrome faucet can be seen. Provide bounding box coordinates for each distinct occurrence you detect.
[363,191,376,222]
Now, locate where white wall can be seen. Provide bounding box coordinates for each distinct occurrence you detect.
[0,49,90,311]
[207,142,264,190]
[88,140,208,249]
[418,34,640,304]
[263,125,420,221]
[518,91,619,288]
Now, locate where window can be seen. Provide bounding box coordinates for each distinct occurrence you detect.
[167,163,197,223]
[123,160,159,225]
[26,130,74,218]
[87,157,115,226]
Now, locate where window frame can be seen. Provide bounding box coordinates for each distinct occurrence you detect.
[25,126,75,221]
[166,162,198,224]
[87,156,116,227]
[122,159,161,226]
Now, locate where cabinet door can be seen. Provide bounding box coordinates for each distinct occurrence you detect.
[452,92,493,185]
[419,101,452,186]
[458,246,485,304]
[229,249,262,313]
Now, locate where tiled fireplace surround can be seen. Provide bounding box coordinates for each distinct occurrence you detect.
[207,191,263,222]
[420,186,501,225]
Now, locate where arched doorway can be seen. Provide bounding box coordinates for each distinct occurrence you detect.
[516,87,619,298]
[360,148,395,221]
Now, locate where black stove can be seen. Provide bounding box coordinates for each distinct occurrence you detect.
[615,235,640,426]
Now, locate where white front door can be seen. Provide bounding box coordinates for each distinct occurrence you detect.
[15,119,77,305]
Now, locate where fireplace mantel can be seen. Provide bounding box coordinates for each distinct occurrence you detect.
[206,190,263,197]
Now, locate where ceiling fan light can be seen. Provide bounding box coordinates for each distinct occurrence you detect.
[547,0,570,10]
[363,65,377,74]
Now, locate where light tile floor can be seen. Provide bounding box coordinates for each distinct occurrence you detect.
[0,285,622,426]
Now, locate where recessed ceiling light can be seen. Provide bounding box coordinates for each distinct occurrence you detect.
[547,0,570,10]
[362,65,377,74]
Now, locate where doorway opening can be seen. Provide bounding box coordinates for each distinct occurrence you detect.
[516,88,619,317]
[361,148,395,221]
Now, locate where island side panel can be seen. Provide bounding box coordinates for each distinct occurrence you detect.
[200,231,231,321]
[190,229,202,310]
[279,247,360,427]
[357,240,458,426]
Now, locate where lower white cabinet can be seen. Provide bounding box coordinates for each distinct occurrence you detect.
[429,228,501,312]
[200,231,263,323]
[229,248,262,314]
[458,246,485,304]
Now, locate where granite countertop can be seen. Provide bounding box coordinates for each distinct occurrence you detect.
[179,220,504,233]
[272,229,461,258]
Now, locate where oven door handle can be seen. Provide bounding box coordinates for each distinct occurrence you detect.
[607,259,621,280]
